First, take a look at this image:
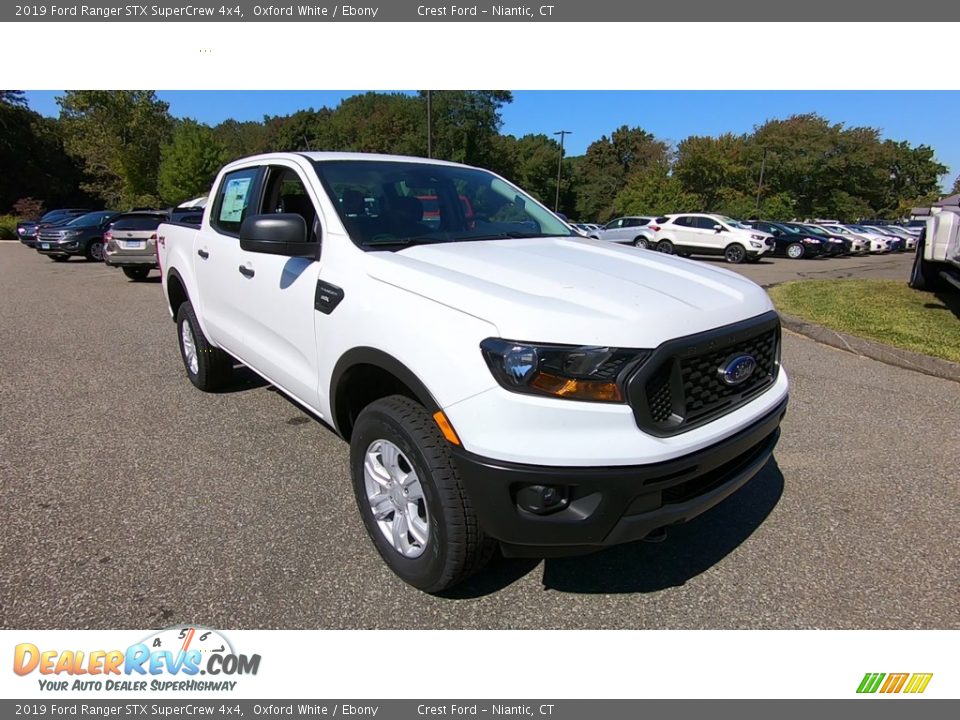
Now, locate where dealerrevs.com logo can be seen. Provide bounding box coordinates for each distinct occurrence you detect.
[857,673,933,695]
[13,627,260,692]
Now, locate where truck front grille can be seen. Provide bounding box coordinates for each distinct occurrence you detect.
[627,312,781,437]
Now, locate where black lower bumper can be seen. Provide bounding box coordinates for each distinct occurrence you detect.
[35,242,81,256]
[452,396,787,557]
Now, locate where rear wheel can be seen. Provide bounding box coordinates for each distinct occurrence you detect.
[786,242,805,260]
[122,267,151,282]
[633,236,650,249]
[908,233,946,292]
[85,239,105,262]
[655,239,674,254]
[175,301,233,391]
[724,243,747,264]
[350,395,495,593]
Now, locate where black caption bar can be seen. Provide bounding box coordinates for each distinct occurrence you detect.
[4,0,959,21]
[2,700,958,719]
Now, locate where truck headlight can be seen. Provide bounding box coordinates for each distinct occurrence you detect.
[480,339,650,403]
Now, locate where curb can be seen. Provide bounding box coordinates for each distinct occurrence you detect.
[780,312,960,383]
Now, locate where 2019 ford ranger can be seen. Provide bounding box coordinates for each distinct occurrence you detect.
[158,152,789,592]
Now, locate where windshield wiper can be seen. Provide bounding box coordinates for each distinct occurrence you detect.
[364,236,449,248]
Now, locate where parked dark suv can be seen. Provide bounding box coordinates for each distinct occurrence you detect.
[743,220,824,259]
[17,209,91,247]
[35,211,120,261]
[103,211,168,280]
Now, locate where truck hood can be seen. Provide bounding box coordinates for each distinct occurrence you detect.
[365,236,774,347]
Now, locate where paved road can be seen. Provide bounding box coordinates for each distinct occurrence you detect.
[705,249,915,287]
[0,243,956,629]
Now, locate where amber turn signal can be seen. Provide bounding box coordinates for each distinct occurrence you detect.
[432,410,461,445]
[529,372,624,402]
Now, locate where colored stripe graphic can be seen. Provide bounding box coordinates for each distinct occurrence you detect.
[880,673,909,693]
[857,673,885,693]
[903,673,933,694]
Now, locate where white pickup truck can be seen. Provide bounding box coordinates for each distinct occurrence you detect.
[909,207,960,293]
[158,152,789,592]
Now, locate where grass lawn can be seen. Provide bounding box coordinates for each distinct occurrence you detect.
[768,279,960,364]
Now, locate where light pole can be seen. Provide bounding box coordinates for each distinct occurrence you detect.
[755,148,768,213]
[554,130,571,212]
[426,90,432,159]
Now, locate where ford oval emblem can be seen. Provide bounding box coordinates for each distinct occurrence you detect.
[719,354,756,386]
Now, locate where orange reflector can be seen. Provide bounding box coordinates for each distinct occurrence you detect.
[530,372,623,402]
[432,410,461,445]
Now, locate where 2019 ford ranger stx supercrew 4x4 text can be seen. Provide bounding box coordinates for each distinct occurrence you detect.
[158,153,789,592]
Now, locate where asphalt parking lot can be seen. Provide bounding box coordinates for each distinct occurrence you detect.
[0,243,957,629]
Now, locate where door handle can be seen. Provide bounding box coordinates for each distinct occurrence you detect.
[197,249,209,259]
[238,265,255,278]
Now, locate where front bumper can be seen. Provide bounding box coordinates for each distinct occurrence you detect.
[35,240,82,256]
[451,396,787,556]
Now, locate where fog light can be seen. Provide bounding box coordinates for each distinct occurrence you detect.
[516,484,569,515]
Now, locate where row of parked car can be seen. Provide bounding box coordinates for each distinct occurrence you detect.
[15,198,206,280]
[573,214,922,263]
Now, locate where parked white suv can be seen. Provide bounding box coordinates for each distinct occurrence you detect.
[157,153,789,592]
[651,213,774,263]
[593,216,657,248]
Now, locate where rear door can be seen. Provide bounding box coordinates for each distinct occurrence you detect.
[231,162,323,408]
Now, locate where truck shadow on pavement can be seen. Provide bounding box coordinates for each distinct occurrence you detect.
[443,458,785,598]
[926,291,960,320]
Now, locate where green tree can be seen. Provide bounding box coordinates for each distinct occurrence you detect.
[0,96,88,213]
[674,133,750,210]
[157,120,229,205]
[57,90,173,208]
[214,119,269,161]
[575,126,669,221]
[611,169,699,217]
[424,91,512,167]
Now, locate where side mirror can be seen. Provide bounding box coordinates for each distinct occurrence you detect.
[239,214,316,258]
[772,229,782,236]
[713,224,723,232]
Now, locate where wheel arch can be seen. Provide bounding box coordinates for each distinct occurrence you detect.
[165,268,190,319]
[330,348,441,441]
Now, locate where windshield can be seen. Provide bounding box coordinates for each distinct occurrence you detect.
[66,211,113,227]
[717,215,751,230]
[312,160,574,248]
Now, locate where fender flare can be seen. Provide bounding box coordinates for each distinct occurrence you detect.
[329,347,441,438]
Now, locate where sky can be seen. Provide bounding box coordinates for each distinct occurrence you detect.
[23,90,960,190]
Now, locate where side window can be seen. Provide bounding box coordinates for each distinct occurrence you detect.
[212,167,259,236]
[695,217,718,230]
[622,218,639,228]
[673,216,692,227]
[605,218,622,229]
[260,166,319,242]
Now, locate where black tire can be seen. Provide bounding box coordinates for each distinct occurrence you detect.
[785,242,805,260]
[655,239,674,254]
[85,239,105,262]
[350,395,495,593]
[49,255,69,262]
[633,236,650,249]
[175,301,233,391]
[724,243,747,264]
[908,232,945,292]
[122,266,151,282]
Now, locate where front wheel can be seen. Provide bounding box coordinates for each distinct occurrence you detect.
[350,395,495,593]
[786,242,805,260]
[85,240,105,262]
[724,243,747,264]
[122,266,151,281]
[175,301,233,391]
